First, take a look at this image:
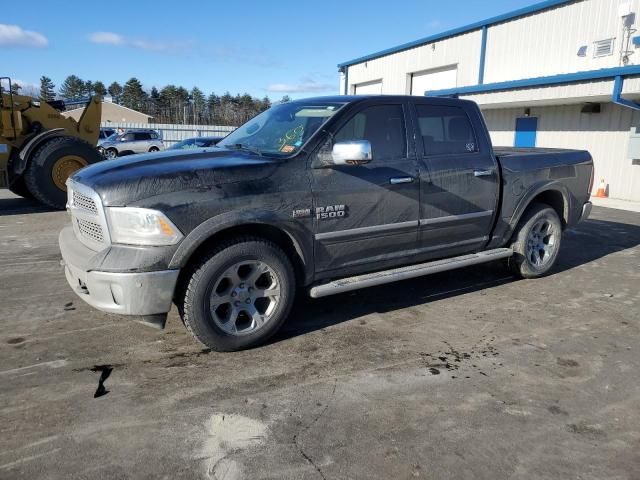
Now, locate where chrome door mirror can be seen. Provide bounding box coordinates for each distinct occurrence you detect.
[330,140,372,166]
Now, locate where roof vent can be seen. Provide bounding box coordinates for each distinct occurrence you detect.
[594,38,615,58]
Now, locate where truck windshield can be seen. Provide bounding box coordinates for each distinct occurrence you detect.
[218,101,344,156]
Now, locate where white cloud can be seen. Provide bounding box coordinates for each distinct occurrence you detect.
[266,77,336,94]
[88,31,125,46]
[427,19,443,29]
[88,31,191,55]
[0,24,48,47]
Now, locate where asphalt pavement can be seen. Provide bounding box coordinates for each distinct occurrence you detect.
[1,189,639,480]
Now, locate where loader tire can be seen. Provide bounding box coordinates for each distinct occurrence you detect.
[24,136,102,209]
[8,177,34,199]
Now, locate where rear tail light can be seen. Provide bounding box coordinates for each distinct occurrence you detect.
[588,167,595,196]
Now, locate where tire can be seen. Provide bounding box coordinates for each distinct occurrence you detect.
[8,177,34,199]
[24,136,102,209]
[105,148,118,159]
[179,237,296,352]
[149,147,160,152]
[507,203,563,279]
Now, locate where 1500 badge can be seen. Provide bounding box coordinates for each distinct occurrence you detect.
[316,205,346,220]
[291,205,348,220]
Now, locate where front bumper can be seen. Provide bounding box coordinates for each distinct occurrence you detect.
[59,226,179,316]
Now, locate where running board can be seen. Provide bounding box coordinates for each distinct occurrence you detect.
[309,248,513,298]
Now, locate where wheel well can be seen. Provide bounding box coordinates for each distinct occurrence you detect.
[529,190,567,227]
[176,223,307,297]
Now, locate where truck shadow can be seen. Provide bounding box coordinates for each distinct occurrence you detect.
[275,214,640,342]
[0,195,57,216]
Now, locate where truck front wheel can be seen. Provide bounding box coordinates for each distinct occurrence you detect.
[508,203,563,279]
[179,237,296,352]
[24,136,102,209]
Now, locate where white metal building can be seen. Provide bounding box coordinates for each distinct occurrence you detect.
[338,0,640,201]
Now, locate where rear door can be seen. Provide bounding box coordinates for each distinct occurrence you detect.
[311,100,420,273]
[412,99,499,256]
[133,132,152,153]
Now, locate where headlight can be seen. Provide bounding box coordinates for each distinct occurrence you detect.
[105,207,183,246]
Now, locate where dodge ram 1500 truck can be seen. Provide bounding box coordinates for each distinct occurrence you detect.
[59,96,594,351]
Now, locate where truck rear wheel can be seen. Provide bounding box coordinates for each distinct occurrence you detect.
[24,136,102,209]
[179,237,296,352]
[508,203,563,279]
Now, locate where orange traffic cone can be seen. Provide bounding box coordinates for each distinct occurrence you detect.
[595,178,608,198]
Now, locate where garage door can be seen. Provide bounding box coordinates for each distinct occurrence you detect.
[354,81,382,95]
[410,66,457,96]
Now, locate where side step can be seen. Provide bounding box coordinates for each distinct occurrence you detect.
[309,248,513,298]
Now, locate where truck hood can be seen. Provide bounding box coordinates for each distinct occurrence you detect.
[71,147,278,206]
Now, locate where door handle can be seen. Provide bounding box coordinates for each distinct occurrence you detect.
[473,169,494,177]
[389,176,415,185]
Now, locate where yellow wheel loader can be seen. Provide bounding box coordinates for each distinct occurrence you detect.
[0,77,103,209]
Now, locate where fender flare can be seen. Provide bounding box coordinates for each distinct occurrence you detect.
[168,209,313,280]
[508,181,571,233]
[13,128,65,176]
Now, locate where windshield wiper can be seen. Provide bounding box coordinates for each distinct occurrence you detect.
[227,143,263,157]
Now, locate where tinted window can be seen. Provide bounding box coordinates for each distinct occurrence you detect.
[134,132,152,141]
[334,105,406,160]
[123,133,134,142]
[416,105,477,155]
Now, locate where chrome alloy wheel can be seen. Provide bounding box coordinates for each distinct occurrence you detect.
[209,261,281,335]
[526,219,557,268]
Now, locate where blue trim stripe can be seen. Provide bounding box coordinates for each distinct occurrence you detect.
[337,0,575,68]
[478,26,488,85]
[425,65,640,97]
[612,75,640,111]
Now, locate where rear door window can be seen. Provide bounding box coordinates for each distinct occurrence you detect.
[334,104,406,161]
[415,105,477,155]
[134,132,152,141]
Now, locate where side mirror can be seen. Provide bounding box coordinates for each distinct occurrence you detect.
[330,140,372,166]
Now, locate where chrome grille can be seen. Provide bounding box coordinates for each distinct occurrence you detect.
[76,218,104,243]
[72,190,97,214]
[67,180,110,250]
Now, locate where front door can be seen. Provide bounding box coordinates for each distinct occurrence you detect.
[311,102,420,273]
[413,100,499,257]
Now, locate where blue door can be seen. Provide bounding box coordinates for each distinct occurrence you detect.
[514,117,538,147]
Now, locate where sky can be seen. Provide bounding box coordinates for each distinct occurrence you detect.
[3,0,537,100]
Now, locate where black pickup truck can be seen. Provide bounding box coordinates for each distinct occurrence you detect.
[59,95,594,351]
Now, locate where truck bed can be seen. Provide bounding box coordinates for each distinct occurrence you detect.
[492,146,593,232]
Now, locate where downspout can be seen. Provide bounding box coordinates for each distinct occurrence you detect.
[612,75,640,110]
[343,66,349,95]
[478,25,488,85]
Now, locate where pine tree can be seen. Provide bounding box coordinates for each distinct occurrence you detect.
[83,80,94,97]
[120,78,147,112]
[93,81,107,96]
[59,75,85,100]
[190,87,205,124]
[39,76,55,101]
[108,81,123,103]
